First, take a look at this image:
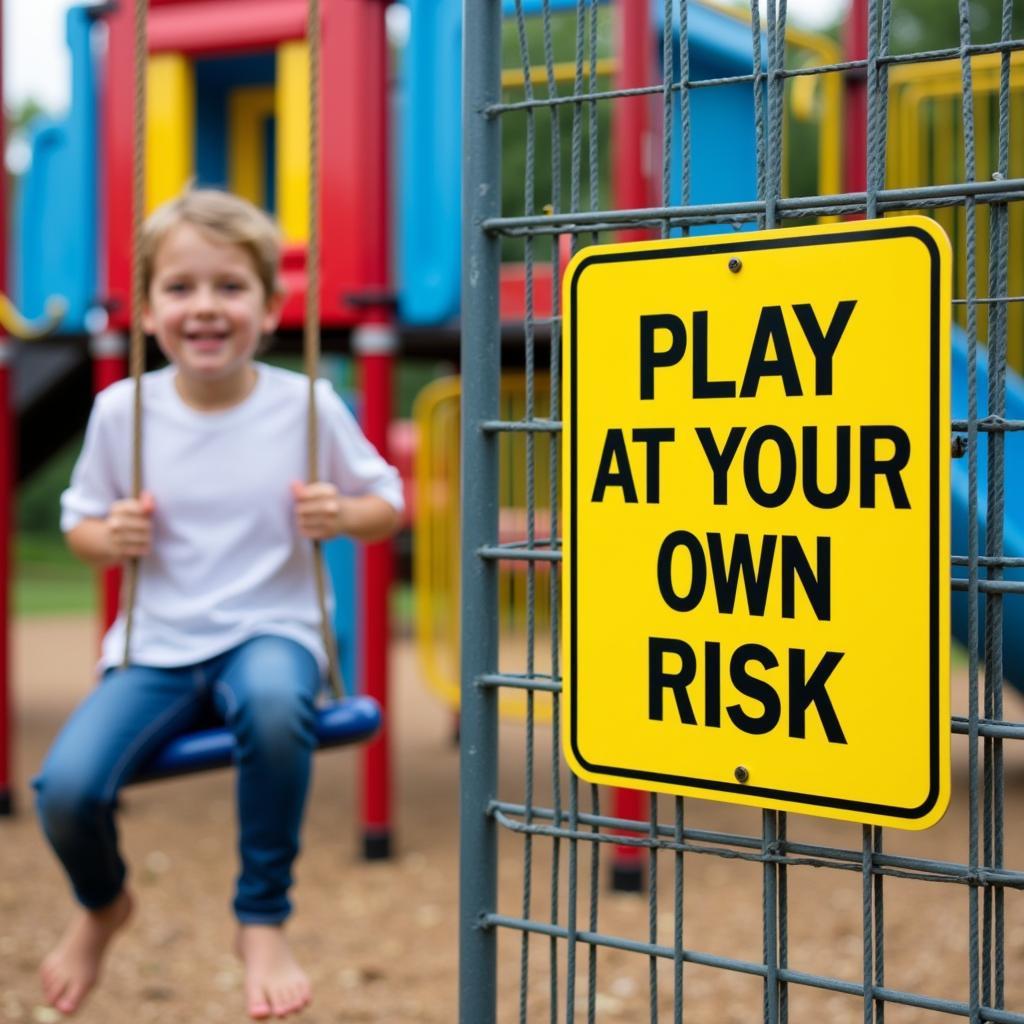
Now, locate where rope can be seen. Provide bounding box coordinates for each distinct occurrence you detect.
[121,0,147,667]
[304,0,345,700]
[122,0,345,700]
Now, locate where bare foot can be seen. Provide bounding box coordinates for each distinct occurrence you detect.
[236,924,311,1019]
[40,888,134,1015]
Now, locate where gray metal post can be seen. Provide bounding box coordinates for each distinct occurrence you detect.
[459,2,503,1021]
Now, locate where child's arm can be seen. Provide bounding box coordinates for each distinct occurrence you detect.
[66,493,156,568]
[291,482,401,544]
[313,381,405,540]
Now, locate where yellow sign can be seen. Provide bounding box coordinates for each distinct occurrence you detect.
[563,217,951,829]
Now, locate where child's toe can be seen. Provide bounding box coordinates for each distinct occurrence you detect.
[56,979,87,1015]
[270,984,299,1017]
[246,985,272,1020]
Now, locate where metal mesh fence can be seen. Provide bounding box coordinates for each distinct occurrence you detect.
[459,2,1024,1021]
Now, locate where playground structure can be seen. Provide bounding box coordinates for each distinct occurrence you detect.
[2,0,399,851]
[0,0,1020,1020]
[0,0,1021,914]
[5,0,844,843]
[1,0,1022,862]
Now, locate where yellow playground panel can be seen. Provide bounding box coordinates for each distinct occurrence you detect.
[144,42,311,242]
[414,376,556,719]
[227,85,276,209]
[888,52,1024,371]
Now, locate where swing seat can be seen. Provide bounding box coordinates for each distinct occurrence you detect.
[130,696,382,784]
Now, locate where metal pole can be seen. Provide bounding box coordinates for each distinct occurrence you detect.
[0,0,13,817]
[608,0,655,892]
[613,0,655,234]
[843,0,869,198]
[342,0,397,861]
[0,336,11,817]
[355,324,396,860]
[459,0,501,1018]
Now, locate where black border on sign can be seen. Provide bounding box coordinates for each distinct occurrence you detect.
[568,225,943,821]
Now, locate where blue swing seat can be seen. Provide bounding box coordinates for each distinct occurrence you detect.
[131,696,382,784]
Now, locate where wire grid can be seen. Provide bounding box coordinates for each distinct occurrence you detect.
[459,1,1024,1021]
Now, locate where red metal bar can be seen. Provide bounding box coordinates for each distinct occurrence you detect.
[358,338,395,860]
[148,0,306,55]
[500,263,554,323]
[608,0,656,888]
[90,339,128,395]
[322,0,390,324]
[96,1,134,632]
[278,245,364,330]
[0,0,12,815]
[613,0,656,244]
[318,0,394,857]
[101,3,135,331]
[0,345,11,816]
[843,0,869,203]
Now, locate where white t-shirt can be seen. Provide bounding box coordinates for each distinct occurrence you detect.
[60,363,404,673]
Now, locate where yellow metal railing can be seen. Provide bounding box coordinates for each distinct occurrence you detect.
[414,375,556,718]
[888,52,1024,371]
[501,57,617,91]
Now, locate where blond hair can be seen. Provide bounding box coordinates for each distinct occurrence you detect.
[142,189,283,299]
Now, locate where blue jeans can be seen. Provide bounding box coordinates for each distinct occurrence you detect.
[34,635,321,924]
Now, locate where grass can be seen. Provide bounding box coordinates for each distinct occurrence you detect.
[13,534,97,617]
[11,532,416,630]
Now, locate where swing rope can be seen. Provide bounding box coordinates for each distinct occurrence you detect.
[120,0,147,669]
[122,0,345,700]
[304,0,346,700]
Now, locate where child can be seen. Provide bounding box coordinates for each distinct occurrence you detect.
[33,189,403,1019]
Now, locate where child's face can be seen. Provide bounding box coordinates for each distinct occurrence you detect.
[144,223,282,388]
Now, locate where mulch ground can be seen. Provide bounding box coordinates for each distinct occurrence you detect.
[1,616,1022,1023]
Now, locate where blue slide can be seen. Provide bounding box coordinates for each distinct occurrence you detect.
[950,325,1024,692]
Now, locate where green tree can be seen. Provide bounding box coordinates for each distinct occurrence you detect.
[888,0,1024,54]
[500,9,615,258]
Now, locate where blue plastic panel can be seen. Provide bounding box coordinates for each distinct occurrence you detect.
[194,53,276,195]
[397,0,463,325]
[324,533,360,697]
[14,5,98,332]
[949,324,1024,692]
[397,0,762,325]
[322,372,362,696]
[667,4,765,229]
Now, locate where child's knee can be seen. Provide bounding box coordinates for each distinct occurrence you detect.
[230,679,316,754]
[35,768,110,840]
[222,638,319,753]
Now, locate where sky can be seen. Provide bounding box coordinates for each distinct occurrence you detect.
[5,0,849,114]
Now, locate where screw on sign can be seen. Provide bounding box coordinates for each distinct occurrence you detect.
[563,217,952,830]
